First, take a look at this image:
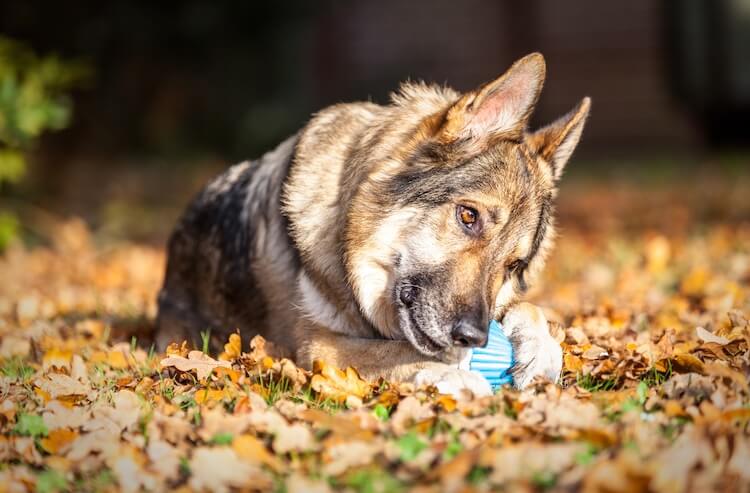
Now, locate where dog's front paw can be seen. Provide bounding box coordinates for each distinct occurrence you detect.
[414,367,493,398]
[502,302,563,389]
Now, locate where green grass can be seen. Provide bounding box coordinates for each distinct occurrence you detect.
[575,373,620,392]
[640,362,672,388]
[288,383,345,413]
[13,413,48,438]
[210,432,234,445]
[200,329,211,355]
[396,431,427,461]
[574,443,599,466]
[373,404,390,421]
[531,470,557,491]
[342,468,405,493]
[1,357,35,382]
[36,469,68,493]
[467,466,491,485]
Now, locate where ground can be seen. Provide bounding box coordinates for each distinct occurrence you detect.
[0,165,749,492]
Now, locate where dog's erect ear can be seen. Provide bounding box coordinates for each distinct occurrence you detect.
[438,53,546,145]
[528,97,591,181]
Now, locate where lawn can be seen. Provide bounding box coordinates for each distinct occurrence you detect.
[0,168,749,492]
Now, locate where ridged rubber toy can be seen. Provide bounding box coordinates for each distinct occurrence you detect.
[464,320,514,389]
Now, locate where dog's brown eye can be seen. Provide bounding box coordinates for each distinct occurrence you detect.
[457,205,479,230]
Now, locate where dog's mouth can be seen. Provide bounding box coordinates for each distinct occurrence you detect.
[398,306,448,356]
[409,325,446,355]
[395,280,449,356]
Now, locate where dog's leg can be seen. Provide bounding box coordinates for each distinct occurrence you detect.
[295,324,492,397]
[501,302,563,389]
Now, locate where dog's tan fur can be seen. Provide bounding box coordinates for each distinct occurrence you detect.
[156,53,590,394]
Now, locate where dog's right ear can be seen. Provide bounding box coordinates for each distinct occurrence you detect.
[437,53,546,147]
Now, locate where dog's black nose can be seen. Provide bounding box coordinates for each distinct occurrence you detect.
[451,319,488,347]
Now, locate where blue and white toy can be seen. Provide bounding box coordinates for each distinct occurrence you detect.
[464,320,515,389]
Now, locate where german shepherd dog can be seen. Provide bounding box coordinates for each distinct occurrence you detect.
[156,53,590,396]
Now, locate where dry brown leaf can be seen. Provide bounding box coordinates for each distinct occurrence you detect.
[390,396,435,435]
[322,439,379,476]
[695,326,730,345]
[189,447,272,493]
[39,428,78,454]
[564,353,584,372]
[218,333,242,361]
[582,345,608,360]
[146,440,181,481]
[160,350,232,380]
[86,389,142,434]
[42,400,90,430]
[35,374,89,398]
[310,360,371,403]
[42,348,73,372]
[0,335,31,358]
[232,434,285,473]
[165,341,189,357]
[273,422,318,454]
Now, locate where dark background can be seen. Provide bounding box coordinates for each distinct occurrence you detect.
[1,0,749,240]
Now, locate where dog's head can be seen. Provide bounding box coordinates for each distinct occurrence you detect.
[345,53,590,356]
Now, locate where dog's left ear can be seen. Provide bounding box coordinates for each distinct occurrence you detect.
[528,97,591,181]
[437,53,546,145]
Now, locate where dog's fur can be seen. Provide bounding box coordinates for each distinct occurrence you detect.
[156,53,590,395]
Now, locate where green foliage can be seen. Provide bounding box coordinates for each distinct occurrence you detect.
[467,466,491,485]
[442,433,463,461]
[0,211,19,250]
[200,329,211,355]
[36,469,68,493]
[641,361,673,388]
[574,443,599,466]
[636,380,649,405]
[1,356,35,382]
[0,37,89,154]
[575,372,620,392]
[344,468,404,493]
[531,470,557,490]
[13,412,48,438]
[211,432,234,445]
[0,36,89,249]
[373,403,390,421]
[396,431,427,462]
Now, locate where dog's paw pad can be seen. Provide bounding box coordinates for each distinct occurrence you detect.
[414,368,493,398]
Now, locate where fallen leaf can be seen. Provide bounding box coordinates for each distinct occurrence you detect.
[39,428,78,454]
[160,350,232,380]
[323,439,379,475]
[310,360,371,403]
[564,353,584,372]
[273,423,318,454]
[189,447,271,493]
[232,434,285,472]
[696,326,730,345]
[218,333,242,361]
[35,374,89,399]
[42,348,73,372]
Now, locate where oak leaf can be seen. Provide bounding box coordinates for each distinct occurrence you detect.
[310,360,371,403]
[160,350,232,380]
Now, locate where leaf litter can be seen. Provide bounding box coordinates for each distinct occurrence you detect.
[0,181,749,492]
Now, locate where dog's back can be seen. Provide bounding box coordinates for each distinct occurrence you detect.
[156,135,300,353]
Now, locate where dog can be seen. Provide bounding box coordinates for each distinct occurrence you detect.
[155,53,590,396]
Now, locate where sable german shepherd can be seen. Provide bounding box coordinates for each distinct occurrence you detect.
[156,53,590,396]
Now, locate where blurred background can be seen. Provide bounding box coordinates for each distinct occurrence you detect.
[0,0,748,247]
